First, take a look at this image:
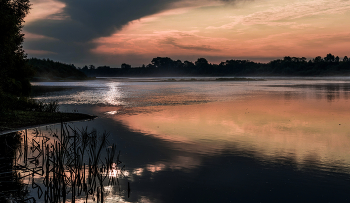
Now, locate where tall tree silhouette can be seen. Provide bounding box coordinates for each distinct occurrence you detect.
[324,53,335,62]
[0,0,32,96]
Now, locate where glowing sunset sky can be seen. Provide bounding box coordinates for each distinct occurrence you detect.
[23,0,350,67]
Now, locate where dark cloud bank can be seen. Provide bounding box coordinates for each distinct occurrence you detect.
[24,0,239,66]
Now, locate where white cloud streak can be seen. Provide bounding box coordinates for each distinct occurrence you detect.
[206,0,350,30]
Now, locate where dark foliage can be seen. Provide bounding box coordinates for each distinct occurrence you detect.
[0,92,60,114]
[0,0,32,96]
[28,58,88,81]
[80,54,350,77]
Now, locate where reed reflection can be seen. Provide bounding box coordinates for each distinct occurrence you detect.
[13,124,130,203]
[112,93,350,173]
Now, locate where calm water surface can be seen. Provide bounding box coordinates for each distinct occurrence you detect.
[28,77,350,202]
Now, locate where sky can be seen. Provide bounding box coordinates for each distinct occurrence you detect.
[23,0,350,67]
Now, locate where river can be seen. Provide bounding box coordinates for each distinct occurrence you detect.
[21,77,350,202]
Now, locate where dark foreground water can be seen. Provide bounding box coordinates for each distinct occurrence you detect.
[11,77,350,202]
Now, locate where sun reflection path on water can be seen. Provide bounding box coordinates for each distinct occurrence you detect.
[32,81,126,106]
[104,82,124,106]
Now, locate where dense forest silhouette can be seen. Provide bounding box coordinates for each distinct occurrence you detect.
[28,58,88,81]
[76,53,350,77]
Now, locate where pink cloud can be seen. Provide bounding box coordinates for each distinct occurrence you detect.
[25,0,66,23]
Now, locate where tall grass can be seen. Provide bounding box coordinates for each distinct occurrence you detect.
[0,92,59,113]
[7,123,129,203]
[31,100,60,112]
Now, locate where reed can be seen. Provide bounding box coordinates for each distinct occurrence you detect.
[0,91,60,113]
[7,122,129,203]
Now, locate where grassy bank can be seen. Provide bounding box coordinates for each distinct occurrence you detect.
[0,93,96,133]
[0,110,96,133]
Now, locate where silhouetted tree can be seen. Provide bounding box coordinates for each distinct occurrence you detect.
[195,58,209,66]
[77,53,350,77]
[175,60,182,68]
[121,63,131,69]
[194,58,210,74]
[184,60,195,68]
[335,56,340,63]
[284,56,292,62]
[324,53,335,62]
[97,66,110,70]
[151,57,174,69]
[343,56,348,62]
[82,65,88,71]
[313,56,323,63]
[0,0,32,96]
[28,58,87,80]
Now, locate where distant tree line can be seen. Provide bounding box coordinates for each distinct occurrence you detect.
[28,58,88,81]
[79,53,350,77]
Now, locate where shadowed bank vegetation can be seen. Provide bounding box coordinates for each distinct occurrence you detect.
[79,54,350,77]
[0,90,96,133]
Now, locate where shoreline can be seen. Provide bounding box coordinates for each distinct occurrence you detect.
[0,111,97,135]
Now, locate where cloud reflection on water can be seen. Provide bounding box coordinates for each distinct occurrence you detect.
[112,93,350,173]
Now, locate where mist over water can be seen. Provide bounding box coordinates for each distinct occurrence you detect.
[29,77,350,202]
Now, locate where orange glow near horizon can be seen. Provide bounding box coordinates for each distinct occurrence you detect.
[90,0,350,63]
[24,0,350,64]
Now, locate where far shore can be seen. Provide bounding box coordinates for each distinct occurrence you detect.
[0,111,97,135]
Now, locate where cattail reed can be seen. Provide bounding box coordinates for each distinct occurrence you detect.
[7,122,129,203]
